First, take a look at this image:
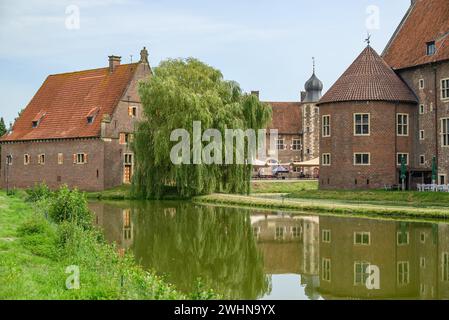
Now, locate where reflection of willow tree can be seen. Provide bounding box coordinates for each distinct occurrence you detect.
[132,202,270,299]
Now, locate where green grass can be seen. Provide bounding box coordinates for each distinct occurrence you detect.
[195,193,449,221]
[87,185,135,201]
[0,190,217,300]
[251,180,318,194]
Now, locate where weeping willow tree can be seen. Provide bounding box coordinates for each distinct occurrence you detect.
[133,58,272,199]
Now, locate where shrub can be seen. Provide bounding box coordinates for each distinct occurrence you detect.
[17,215,51,237]
[17,215,57,259]
[48,185,93,230]
[26,183,52,202]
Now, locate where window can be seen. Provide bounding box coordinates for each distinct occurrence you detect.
[419,79,425,90]
[354,153,370,166]
[397,261,410,286]
[440,175,447,185]
[420,257,426,269]
[74,153,88,164]
[442,79,449,100]
[128,106,137,117]
[6,155,12,165]
[322,230,331,243]
[420,232,426,244]
[124,153,133,165]
[322,258,331,282]
[275,227,285,240]
[354,232,370,245]
[292,139,301,151]
[427,41,436,56]
[397,114,409,136]
[442,118,449,146]
[24,154,30,165]
[276,139,285,150]
[322,153,331,166]
[291,226,301,238]
[354,113,370,136]
[354,262,370,286]
[119,133,134,145]
[443,253,449,282]
[397,231,409,246]
[58,153,63,165]
[420,130,425,140]
[38,154,45,165]
[32,121,39,128]
[420,155,425,166]
[419,104,425,114]
[322,115,331,137]
[87,116,94,124]
[397,153,409,166]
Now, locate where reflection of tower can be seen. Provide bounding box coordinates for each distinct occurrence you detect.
[122,209,133,248]
[299,217,320,275]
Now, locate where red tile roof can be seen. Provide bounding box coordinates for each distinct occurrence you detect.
[1,63,138,142]
[318,46,417,105]
[266,102,302,134]
[383,0,449,70]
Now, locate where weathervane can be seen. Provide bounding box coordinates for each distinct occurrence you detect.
[130,54,133,63]
[365,32,372,46]
[312,57,316,74]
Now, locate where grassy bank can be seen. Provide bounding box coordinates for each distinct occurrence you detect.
[194,193,449,220]
[251,180,318,194]
[0,188,217,300]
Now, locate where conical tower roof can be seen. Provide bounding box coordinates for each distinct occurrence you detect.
[318,46,417,105]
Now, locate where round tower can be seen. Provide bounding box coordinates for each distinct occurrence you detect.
[317,46,417,190]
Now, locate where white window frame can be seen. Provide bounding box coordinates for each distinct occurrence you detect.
[76,153,87,165]
[322,229,331,243]
[419,79,425,90]
[292,139,301,151]
[354,261,371,286]
[321,258,331,282]
[276,138,285,151]
[440,174,447,185]
[24,154,30,166]
[124,153,133,165]
[397,153,409,166]
[58,153,64,165]
[441,78,449,100]
[6,155,12,166]
[354,113,370,136]
[419,104,425,115]
[397,231,410,246]
[420,257,426,269]
[397,113,409,136]
[322,115,331,137]
[442,118,449,147]
[38,154,45,165]
[420,155,426,166]
[397,261,410,286]
[322,153,331,166]
[354,232,371,246]
[354,153,371,166]
[420,130,425,141]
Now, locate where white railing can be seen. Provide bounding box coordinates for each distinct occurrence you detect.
[417,184,449,192]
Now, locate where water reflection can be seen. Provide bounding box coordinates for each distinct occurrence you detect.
[89,201,449,300]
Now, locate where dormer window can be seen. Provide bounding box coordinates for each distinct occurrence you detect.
[31,111,46,129]
[427,41,436,56]
[86,107,99,125]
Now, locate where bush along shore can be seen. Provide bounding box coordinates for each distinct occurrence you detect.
[0,184,219,300]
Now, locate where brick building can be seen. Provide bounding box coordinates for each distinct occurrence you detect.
[260,68,322,178]
[0,47,152,191]
[319,0,449,190]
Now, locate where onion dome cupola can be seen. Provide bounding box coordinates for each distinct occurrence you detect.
[303,58,323,103]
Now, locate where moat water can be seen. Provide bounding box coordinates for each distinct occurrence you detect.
[88,201,449,300]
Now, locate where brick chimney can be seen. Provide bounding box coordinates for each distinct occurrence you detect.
[108,55,121,73]
[251,91,260,99]
[140,47,149,64]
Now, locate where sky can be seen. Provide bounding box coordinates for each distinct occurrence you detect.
[0,0,411,126]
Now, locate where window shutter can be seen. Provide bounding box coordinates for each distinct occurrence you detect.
[119,133,125,144]
[73,154,77,164]
[85,153,88,164]
[37,155,40,165]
